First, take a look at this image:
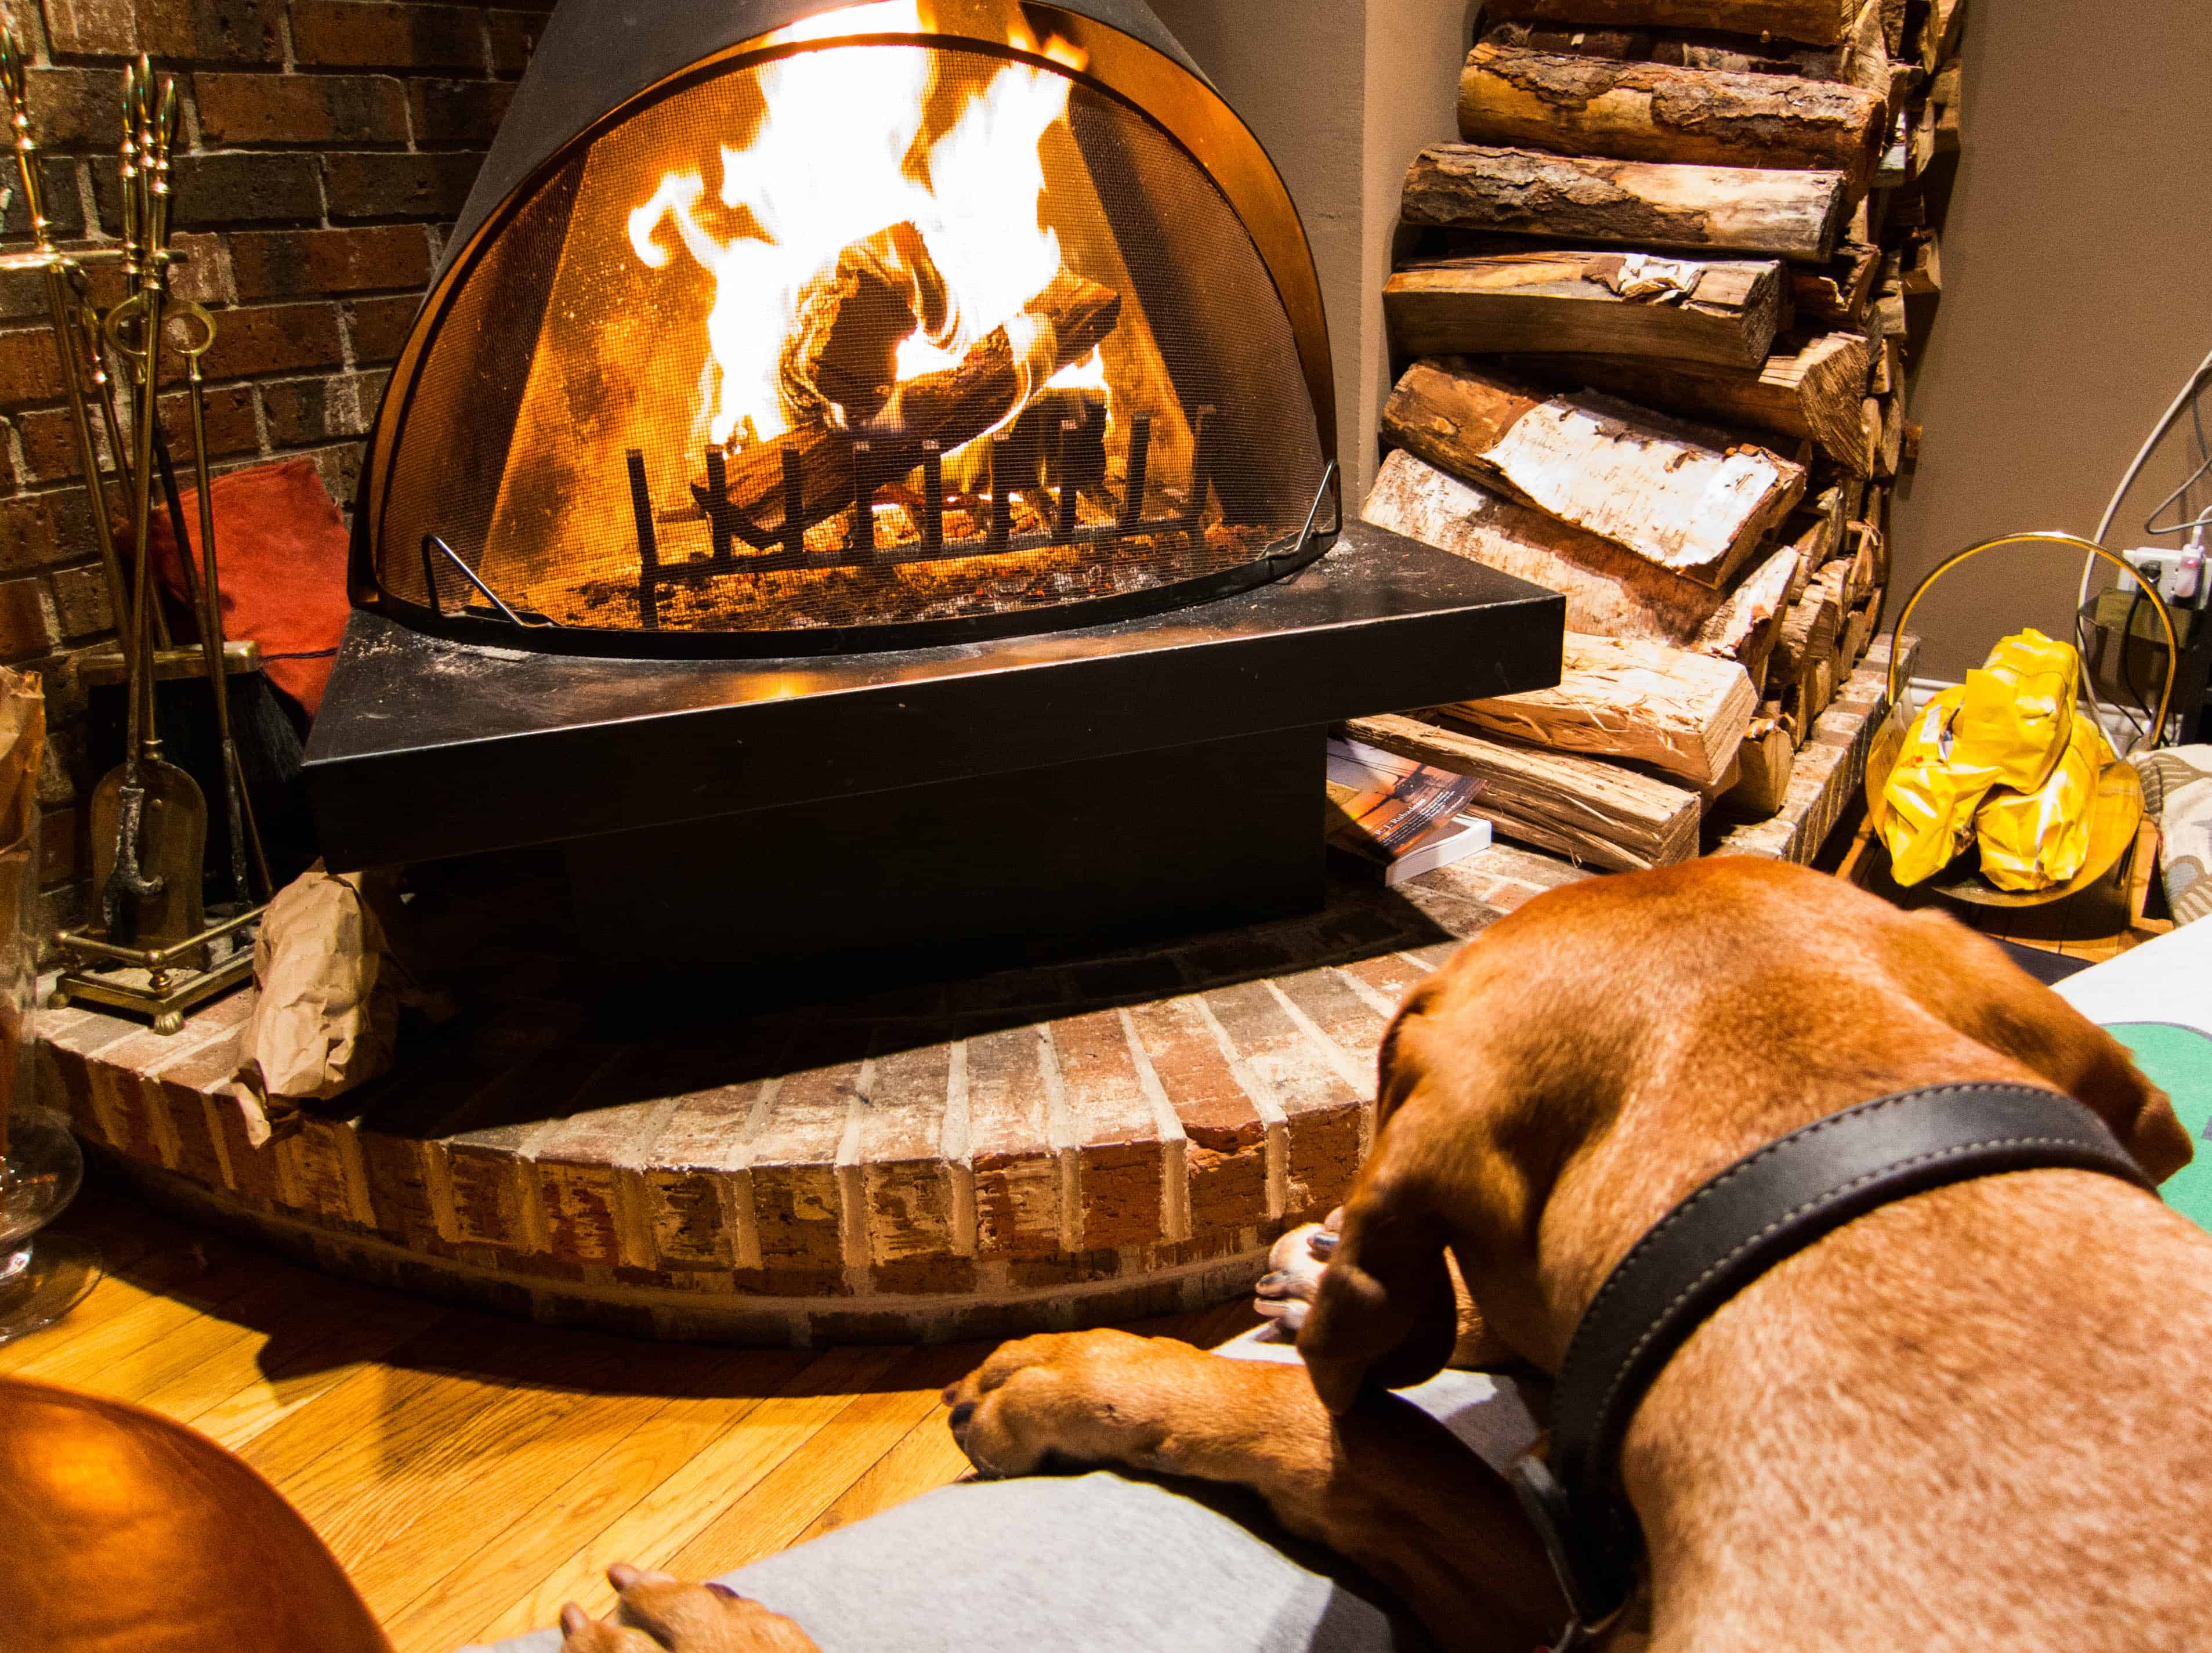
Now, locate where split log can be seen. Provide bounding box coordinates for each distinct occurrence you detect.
[1783,519,1818,605]
[1771,566,1845,689]
[1806,652,1838,722]
[1930,60,1962,112]
[1385,250,1786,367]
[1481,0,1862,49]
[701,271,1121,543]
[1693,543,1801,677]
[1920,0,1966,73]
[1458,43,1886,192]
[1403,144,1848,262]
[1383,357,1806,587]
[1507,332,1874,472]
[1845,0,1890,106]
[1344,713,1701,872]
[1363,448,1732,646]
[1482,19,1855,79]
[1880,0,1909,55]
[1841,593,1881,668]
[1789,242,1880,326]
[1721,710,1796,817]
[1874,391,1905,478]
[1442,632,1757,788]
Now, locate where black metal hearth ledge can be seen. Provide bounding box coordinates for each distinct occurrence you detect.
[302,522,1562,967]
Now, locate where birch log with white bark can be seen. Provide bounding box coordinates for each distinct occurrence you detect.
[1344,713,1701,871]
[1363,449,1735,646]
[1508,332,1874,472]
[1403,144,1848,262]
[1385,250,1786,367]
[1382,357,1806,588]
[1442,632,1757,788]
[1482,0,1862,48]
[1692,543,1801,677]
[1458,44,1887,191]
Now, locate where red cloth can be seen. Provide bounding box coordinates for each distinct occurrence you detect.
[144,458,352,718]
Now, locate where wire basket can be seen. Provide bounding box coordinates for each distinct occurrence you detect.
[1862,531,2178,908]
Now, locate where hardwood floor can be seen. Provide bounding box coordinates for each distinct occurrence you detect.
[12,1173,1261,1652]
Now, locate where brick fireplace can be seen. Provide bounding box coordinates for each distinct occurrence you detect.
[0,0,550,938]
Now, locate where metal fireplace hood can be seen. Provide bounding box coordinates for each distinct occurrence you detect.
[350,0,1346,656]
[304,0,1569,970]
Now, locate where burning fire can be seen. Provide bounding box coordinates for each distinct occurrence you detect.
[625,2,1107,458]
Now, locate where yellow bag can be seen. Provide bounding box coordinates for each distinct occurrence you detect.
[1879,686,2000,885]
[1975,715,2110,892]
[1954,628,2079,793]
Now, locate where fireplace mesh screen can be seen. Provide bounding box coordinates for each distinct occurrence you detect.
[370,39,1330,645]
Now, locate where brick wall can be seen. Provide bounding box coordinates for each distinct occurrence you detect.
[0,0,548,934]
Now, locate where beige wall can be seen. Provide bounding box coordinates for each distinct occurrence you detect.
[1890,0,2212,681]
[1145,0,1470,501]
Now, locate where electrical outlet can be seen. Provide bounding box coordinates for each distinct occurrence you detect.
[2120,546,2210,609]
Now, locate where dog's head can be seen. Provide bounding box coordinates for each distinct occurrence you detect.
[1298,860,2188,1415]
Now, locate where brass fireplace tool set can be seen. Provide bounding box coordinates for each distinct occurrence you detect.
[3,39,270,1032]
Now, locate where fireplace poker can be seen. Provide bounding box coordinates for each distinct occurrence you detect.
[0,28,131,634]
[95,64,207,945]
[171,294,267,903]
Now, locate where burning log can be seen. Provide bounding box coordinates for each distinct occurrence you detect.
[698,270,1122,549]
[780,221,953,426]
[1458,43,1887,193]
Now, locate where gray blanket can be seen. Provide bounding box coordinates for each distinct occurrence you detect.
[465,1335,1541,1653]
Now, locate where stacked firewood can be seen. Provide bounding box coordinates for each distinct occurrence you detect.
[1351,0,1960,873]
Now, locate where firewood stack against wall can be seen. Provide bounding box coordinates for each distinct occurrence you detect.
[1355,0,1958,872]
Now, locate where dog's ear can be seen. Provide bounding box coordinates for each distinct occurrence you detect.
[1304,971,1492,1412]
[1901,910,2193,1183]
[1297,1140,1460,1415]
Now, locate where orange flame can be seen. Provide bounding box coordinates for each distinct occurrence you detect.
[626,2,1105,457]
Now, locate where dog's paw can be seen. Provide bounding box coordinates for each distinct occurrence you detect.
[943,1328,1204,1479]
[558,1564,821,1652]
[1252,1207,1343,1335]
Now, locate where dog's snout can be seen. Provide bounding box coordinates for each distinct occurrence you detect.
[947,1400,976,1431]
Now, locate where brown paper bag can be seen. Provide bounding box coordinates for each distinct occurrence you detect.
[226,863,450,1147]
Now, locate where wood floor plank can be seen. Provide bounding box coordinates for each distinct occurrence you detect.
[0,1241,279,1386]
[380,1345,818,1652]
[475,1343,909,1641]
[23,1196,1279,1653]
[260,1332,689,1619]
[661,1342,982,1582]
[138,1285,455,1452]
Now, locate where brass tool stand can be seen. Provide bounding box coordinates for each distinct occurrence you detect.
[3,46,269,1032]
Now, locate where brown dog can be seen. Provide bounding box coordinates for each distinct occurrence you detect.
[570,860,2206,1653]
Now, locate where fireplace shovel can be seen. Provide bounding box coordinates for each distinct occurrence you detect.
[88,65,205,952]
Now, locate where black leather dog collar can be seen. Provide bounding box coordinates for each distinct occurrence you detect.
[1512,1082,2157,1636]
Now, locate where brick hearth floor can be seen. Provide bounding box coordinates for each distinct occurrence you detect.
[41,842,1594,1346]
